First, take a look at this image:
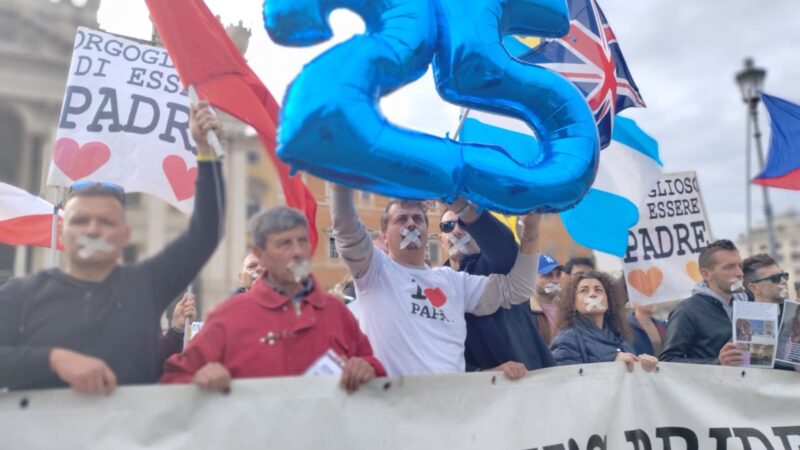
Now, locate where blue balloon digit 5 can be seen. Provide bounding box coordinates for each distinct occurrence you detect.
[264,0,599,213]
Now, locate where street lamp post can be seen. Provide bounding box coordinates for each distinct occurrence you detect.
[735,57,778,259]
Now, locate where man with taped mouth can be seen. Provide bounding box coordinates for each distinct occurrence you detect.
[529,253,566,346]
[660,239,749,366]
[0,101,225,393]
[330,185,541,377]
[161,206,386,393]
[439,208,553,378]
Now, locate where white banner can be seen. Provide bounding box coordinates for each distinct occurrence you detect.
[47,27,197,212]
[2,363,800,449]
[623,171,713,305]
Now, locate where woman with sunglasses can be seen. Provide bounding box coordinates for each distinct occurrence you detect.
[550,271,658,372]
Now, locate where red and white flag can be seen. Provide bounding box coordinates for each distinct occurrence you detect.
[0,182,60,248]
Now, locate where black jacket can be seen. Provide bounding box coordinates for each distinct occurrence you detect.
[448,213,554,371]
[551,315,635,365]
[659,292,731,364]
[0,162,224,390]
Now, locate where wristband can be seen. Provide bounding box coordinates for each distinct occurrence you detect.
[196,153,218,162]
[520,233,539,242]
[170,325,185,334]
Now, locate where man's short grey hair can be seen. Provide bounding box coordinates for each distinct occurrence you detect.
[249,206,308,249]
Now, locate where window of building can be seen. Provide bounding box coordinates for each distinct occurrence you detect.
[246,150,260,164]
[428,241,440,264]
[126,192,142,207]
[328,237,339,259]
[360,190,371,202]
[247,197,261,219]
[0,244,15,286]
[792,252,800,261]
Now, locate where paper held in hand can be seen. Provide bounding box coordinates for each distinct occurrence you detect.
[303,349,345,377]
[731,301,779,368]
[776,300,800,367]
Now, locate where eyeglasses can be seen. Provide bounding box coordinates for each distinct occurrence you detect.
[68,181,126,205]
[751,272,790,284]
[439,219,467,233]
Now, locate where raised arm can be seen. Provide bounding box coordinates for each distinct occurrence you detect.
[470,213,540,316]
[448,198,518,274]
[136,102,225,308]
[330,185,374,279]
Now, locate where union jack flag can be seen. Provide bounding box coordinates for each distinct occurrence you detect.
[514,0,645,148]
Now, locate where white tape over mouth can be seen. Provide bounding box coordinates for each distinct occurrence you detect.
[247,270,261,281]
[448,234,475,256]
[730,278,745,292]
[400,228,422,249]
[583,297,604,311]
[76,235,114,259]
[779,285,789,299]
[543,283,562,295]
[287,260,312,283]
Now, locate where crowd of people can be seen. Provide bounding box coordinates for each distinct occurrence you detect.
[1,102,798,397]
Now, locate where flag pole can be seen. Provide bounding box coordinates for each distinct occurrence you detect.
[49,187,63,267]
[188,85,225,159]
[452,108,471,141]
[182,284,193,350]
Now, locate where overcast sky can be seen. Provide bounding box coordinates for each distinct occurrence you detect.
[96,0,800,246]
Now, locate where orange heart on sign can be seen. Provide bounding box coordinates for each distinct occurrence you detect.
[685,261,702,282]
[627,268,663,297]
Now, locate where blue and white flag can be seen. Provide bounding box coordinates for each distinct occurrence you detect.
[461,111,661,256]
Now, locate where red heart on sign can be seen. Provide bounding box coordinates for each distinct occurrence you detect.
[53,138,111,180]
[162,155,197,201]
[424,287,447,308]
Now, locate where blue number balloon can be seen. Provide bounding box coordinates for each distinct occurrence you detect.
[264,0,599,213]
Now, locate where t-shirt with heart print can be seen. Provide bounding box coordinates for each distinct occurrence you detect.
[353,247,487,376]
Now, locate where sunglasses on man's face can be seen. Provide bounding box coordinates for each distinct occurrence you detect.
[439,219,467,234]
[752,272,790,284]
[68,181,126,205]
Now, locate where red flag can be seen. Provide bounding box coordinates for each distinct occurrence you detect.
[0,182,61,249]
[145,0,318,251]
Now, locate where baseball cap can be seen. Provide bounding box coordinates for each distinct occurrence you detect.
[538,253,564,275]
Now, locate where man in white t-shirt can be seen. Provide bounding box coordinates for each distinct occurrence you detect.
[330,185,541,377]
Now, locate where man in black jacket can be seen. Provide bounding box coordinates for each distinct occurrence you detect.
[660,239,747,365]
[0,101,224,393]
[440,204,554,378]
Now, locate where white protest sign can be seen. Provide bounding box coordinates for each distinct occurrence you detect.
[623,171,713,305]
[189,321,203,340]
[47,27,198,213]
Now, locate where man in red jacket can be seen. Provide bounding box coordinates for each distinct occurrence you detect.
[161,206,385,392]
